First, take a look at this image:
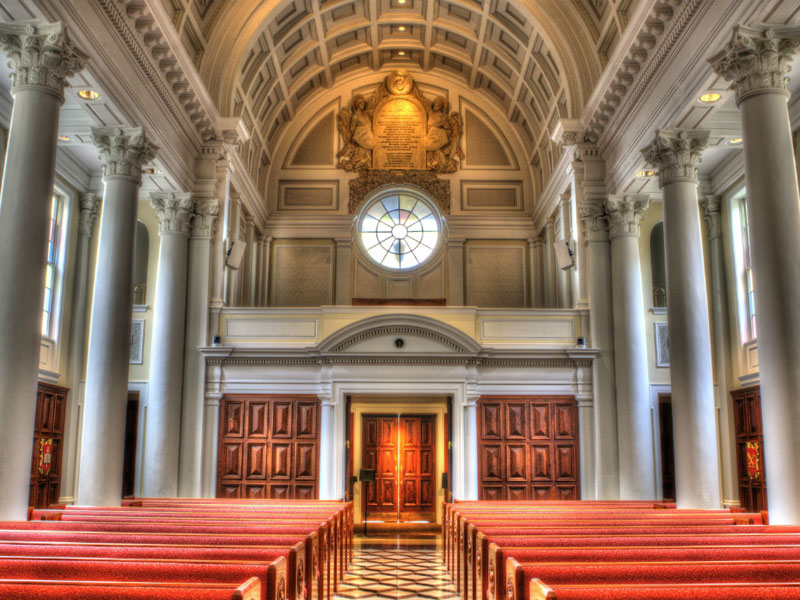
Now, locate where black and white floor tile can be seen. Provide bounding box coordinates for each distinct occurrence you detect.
[335,545,459,600]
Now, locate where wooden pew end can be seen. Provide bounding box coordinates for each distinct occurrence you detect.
[528,579,557,600]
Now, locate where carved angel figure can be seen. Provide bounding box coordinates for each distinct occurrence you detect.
[424,96,464,173]
[336,94,374,171]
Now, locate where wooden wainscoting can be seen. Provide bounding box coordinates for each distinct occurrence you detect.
[217,395,320,499]
[477,395,579,500]
[731,386,768,513]
[28,382,68,509]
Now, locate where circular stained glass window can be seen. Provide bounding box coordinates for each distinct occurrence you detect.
[359,190,441,270]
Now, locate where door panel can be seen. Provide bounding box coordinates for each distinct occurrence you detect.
[731,386,768,513]
[28,383,68,509]
[478,396,580,501]
[398,415,436,522]
[217,395,319,499]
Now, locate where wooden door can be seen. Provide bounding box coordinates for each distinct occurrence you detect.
[362,415,399,521]
[362,414,437,522]
[658,395,675,502]
[121,393,139,498]
[477,396,579,500]
[398,415,436,522]
[28,382,68,509]
[217,395,319,499]
[731,386,768,512]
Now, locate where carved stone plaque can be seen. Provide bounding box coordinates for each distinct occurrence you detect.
[374,98,426,170]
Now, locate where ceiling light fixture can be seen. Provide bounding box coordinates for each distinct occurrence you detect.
[636,169,655,178]
[58,135,71,142]
[397,50,406,56]
[398,26,406,31]
[699,92,721,103]
[729,137,742,145]
[78,89,101,100]
[398,0,406,4]
[143,167,162,175]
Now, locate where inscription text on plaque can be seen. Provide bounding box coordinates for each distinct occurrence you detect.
[374,98,426,170]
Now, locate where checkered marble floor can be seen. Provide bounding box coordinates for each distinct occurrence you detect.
[335,546,459,600]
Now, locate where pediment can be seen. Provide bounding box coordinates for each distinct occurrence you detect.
[317,314,483,355]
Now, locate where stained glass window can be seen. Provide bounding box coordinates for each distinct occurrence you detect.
[359,191,441,270]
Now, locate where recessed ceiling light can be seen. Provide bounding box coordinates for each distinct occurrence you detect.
[398,26,407,31]
[729,138,742,145]
[699,92,721,103]
[397,50,406,56]
[78,89,101,100]
[398,0,406,4]
[636,169,655,178]
[58,135,71,142]
[143,167,162,175]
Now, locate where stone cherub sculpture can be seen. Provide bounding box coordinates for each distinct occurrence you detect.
[336,94,374,171]
[424,95,464,173]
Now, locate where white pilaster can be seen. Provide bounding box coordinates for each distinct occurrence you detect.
[78,127,157,506]
[711,25,800,523]
[606,194,655,499]
[447,239,465,306]
[544,217,557,308]
[557,193,573,308]
[0,22,86,520]
[335,239,353,305]
[643,128,720,509]
[208,152,232,338]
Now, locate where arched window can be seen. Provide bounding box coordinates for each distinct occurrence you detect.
[650,221,667,308]
[357,188,442,270]
[133,221,149,305]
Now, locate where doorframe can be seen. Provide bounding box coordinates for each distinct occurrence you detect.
[350,396,448,525]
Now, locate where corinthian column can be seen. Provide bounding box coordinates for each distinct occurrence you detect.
[0,22,86,520]
[711,25,800,524]
[61,193,100,503]
[142,192,194,497]
[606,194,654,500]
[642,129,720,509]
[178,197,218,497]
[78,127,157,506]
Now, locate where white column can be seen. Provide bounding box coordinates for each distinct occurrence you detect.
[711,25,800,523]
[178,199,219,497]
[544,217,557,308]
[318,396,336,499]
[447,239,465,305]
[529,237,545,308]
[262,237,273,306]
[209,153,232,339]
[254,236,265,306]
[142,192,193,497]
[643,128,720,509]
[701,195,738,507]
[557,193,573,308]
[242,217,255,307]
[78,127,157,506]
[579,201,620,499]
[606,194,655,499]
[61,193,99,503]
[224,193,241,306]
[0,23,85,520]
[335,239,353,305]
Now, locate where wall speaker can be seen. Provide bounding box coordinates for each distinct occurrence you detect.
[554,239,574,270]
[226,240,247,270]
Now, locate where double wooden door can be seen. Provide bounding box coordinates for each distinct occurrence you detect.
[731,386,768,513]
[362,415,436,522]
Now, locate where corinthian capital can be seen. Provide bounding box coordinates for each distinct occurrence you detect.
[578,201,609,243]
[191,199,220,239]
[78,192,100,237]
[605,195,649,239]
[0,22,87,98]
[701,195,723,241]
[709,25,800,104]
[641,128,709,188]
[92,127,158,183]
[150,192,194,235]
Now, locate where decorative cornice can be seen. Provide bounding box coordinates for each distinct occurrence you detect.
[0,21,87,99]
[701,195,723,241]
[92,126,158,183]
[605,194,649,239]
[579,201,609,243]
[587,0,704,147]
[203,354,592,369]
[641,128,708,188]
[77,192,100,238]
[191,198,219,239]
[709,25,800,104]
[150,192,194,235]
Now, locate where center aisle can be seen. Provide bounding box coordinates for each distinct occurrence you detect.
[336,534,459,600]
